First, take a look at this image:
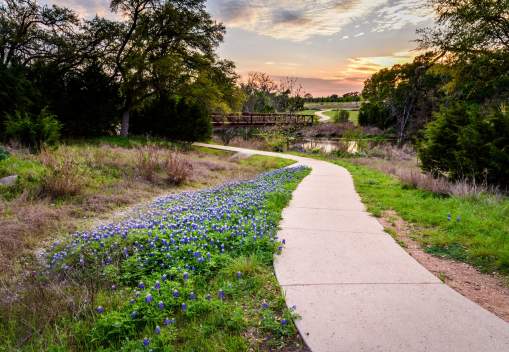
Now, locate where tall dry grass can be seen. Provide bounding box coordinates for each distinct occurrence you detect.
[38,148,85,198]
[354,144,500,198]
[164,152,193,185]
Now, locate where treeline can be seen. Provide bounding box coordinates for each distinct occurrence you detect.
[0,0,243,149]
[359,0,509,188]
[239,72,305,113]
[303,92,360,103]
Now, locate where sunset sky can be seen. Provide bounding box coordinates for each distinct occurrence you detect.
[44,0,434,96]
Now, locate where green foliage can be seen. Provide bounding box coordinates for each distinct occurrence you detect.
[358,102,392,129]
[331,109,350,123]
[418,102,509,187]
[131,96,212,142]
[0,146,9,162]
[4,108,61,151]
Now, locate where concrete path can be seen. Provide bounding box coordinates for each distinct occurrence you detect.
[315,109,332,122]
[196,143,509,352]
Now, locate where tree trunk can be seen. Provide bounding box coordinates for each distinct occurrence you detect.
[120,109,130,137]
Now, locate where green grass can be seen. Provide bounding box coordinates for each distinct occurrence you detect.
[336,159,509,275]
[296,110,317,115]
[289,152,509,276]
[322,110,359,125]
[0,154,47,199]
[239,155,296,170]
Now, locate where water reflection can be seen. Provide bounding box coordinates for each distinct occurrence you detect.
[292,139,358,154]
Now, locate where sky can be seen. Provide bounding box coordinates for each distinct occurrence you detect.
[44,0,434,96]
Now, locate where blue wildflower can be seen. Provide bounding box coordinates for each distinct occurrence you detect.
[173,289,179,298]
[218,289,225,300]
[131,311,138,319]
[143,337,150,347]
[189,292,196,300]
[281,319,288,326]
[145,294,153,303]
[236,271,242,279]
[158,301,165,310]
[96,306,104,314]
[138,282,145,289]
[154,325,161,335]
[154,281,160,290]
[181,302,187,312]
[183,272,189,281]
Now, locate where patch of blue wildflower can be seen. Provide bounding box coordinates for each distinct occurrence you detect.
[47,166,309,350]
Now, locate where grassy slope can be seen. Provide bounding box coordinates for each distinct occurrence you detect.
[288,152,509,276]
[2,167,310,351]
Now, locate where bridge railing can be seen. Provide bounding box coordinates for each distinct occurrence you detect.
[211,112,315,126]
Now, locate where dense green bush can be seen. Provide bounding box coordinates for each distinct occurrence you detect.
[418,102,509,187]
[4,108,62,152]
[358,102,393,129]
[131,95,212,142]
[332,110,350,123]
[0,147,9,162]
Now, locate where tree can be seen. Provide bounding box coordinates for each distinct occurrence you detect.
[106,0,225,136]
[360,53,449,143]
[418,102,509,187]
[418,0,509,56]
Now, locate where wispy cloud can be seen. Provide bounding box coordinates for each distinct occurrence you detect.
[210,0,388,41]
[210,0,432,41]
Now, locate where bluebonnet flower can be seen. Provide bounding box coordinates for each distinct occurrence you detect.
[183,272,189,281]
[181,303,187,312]
[145,294,153,303]
[96,306,104,314]
[163,317,174,326]
[173,289,179,298]
[189,292,196,300]
[138,282,145,289]
[161,274,167,281]
[154,281,160,290]
[158,301,165,310]
[282,239,286,244]
[281,319,288,326]
[131,311,138,319]
[143,337,150,347]
[154,325,161,335]
[218,289,225,300]
[447,213,452,221]
[261,302,269,309]
[205,293,211,301]
[236,271,242,279]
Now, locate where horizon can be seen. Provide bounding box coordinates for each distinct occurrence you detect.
[43,0,434,96]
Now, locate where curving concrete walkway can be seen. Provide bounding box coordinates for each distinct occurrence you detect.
[196,143,509,352]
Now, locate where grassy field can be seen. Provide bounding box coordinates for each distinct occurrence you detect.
[0,165,310,351]
[296,110,317,115]
[322,110,359,125]
[289,152,509,277]
[304,102,360,110]
[0,138,306,351]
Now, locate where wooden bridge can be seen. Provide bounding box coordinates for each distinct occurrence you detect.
[211,112,315,126]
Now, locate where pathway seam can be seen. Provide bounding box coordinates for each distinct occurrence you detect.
[194,143,509,352]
